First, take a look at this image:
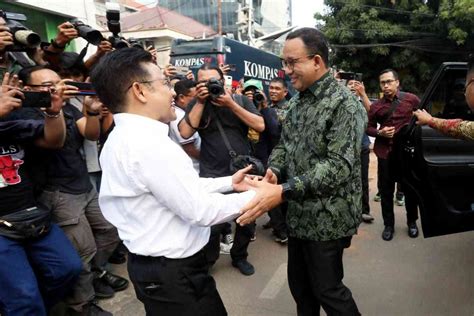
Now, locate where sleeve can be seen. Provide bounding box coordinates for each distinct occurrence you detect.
[66,103,84,121]
[366,101,379,137]
[429,118,474,141]
[261,107,280,147]
[133,140,255,227]
[238,95,261,116]
[169,110,197,145]
[0,119,44,143]
[287,98,367,199]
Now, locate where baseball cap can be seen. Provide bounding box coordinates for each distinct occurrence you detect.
[243,79,263,91]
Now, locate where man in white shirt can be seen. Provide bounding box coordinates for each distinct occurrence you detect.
[90,48,277,315]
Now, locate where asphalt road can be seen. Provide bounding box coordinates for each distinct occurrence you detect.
[100,153,474,315]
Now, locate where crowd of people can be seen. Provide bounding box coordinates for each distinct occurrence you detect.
[1,12,474,316]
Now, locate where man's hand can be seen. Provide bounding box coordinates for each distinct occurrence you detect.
[54,22,78,47]
[146,46,157,63]
[195,81,209,104]
[55,79,78,101]
[0,89,23,117]
[232,165,254,192]
[352,81,367,97]
[244,90,254,101]
[378,126,395,138]
[213,89,235,108]
[96,40,113,56]
[83,95,103,114]
[236,174,283,226]
[163,65,177,78]
[413,109,432,126]
[0,25,13,52]
[185,70,195,81]
[219,64,231,75]
[2,72,22,91]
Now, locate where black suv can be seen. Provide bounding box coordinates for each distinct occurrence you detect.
[400,62,474,237]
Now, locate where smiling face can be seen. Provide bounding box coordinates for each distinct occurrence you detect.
[282,38,324,91]
[269,81,287,104]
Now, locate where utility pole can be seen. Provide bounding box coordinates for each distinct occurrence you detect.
[217,0,222,35]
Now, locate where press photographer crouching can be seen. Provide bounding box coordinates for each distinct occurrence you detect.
[0,72,81,316]
[178,64,265,276]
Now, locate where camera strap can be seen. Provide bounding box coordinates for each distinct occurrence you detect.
[210,106,237,158]
[381,91,406,124]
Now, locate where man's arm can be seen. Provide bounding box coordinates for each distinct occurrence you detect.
[34,91,66,149]
[76,96,102,141]
[366,102,379,137]
[182,142,200,160]
[84,41,113,69]
[217,94,265,132]
[178,82,208,139]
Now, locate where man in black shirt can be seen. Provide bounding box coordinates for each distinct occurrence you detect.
[15,66,123,315]
[179,64,264,275]
[0,74,82,316]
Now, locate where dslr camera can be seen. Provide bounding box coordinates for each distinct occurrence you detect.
[254,90,265,103]
[70,19,103,46]
[0,10,41,51]
[106,2,129,49]
[206,78,225,99]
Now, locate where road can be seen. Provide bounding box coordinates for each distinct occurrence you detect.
[100,153,474,315]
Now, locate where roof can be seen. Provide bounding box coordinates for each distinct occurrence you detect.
[120,6,216,38]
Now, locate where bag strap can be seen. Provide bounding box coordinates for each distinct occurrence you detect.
[210,106,237,158]
[382,91,406,124]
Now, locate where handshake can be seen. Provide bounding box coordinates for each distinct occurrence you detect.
[231,165,284,226]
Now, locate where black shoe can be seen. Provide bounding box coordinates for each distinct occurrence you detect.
[108,243,127,264]
[262,219,272,230]
[274,230,288,244]
[408,222,419,238]
[102,271,129,292]
[88,302,113,316]
[382,226,394,241]
[232,259,255,276]
[93,277,115,299]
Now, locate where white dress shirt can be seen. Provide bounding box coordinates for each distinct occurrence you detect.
[99,113,255,258]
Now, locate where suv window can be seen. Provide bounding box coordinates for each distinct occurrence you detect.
[427,68,473,120]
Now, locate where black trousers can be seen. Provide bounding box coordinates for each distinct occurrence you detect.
[377,158,418,227]
[288,237,360,316]
[269,201,288,234]
[360,147,370,215]
[127,250,227,316]
[203,221,256,266]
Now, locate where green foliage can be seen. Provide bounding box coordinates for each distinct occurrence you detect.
[315,0,473,96]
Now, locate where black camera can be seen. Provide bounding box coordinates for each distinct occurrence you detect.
[339,72,362,82]
[105,3,129,49]
[70,19,103,46]
[108,35,129,49]
[206,78,225,99]
[0,10,41,51]
[128,38,143,49]
[254,90,265,103]
[15,91,52,108]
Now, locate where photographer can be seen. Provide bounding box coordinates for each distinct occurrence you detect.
[13,65,119,315]
[0,72,82,316]
[179,64,264,276]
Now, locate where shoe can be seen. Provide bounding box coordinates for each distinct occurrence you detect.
[232,259,255,276]
[93,277,115,299]
[274,231,288,244]
[373,192,381,202]
[361,213,374,223]
[222,233,233,245]
[382,226,394,241]
[102,271,129,292]
[219,242,232,255]
[408,222,419,238]
[395,196,405,206]
[262,219,272,230]
[250,232,257,242]
[108,248,127,264]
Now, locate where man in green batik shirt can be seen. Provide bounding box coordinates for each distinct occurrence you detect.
[238,28,366,316]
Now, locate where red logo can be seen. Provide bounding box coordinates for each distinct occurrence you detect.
[0,156,24,185]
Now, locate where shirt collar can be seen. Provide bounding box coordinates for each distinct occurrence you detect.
[113,113,169,136]
[383,90,401,102]
[305,70,332,97]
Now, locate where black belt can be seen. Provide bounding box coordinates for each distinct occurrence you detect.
[128,249,205,267]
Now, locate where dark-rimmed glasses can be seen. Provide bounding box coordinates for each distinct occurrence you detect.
[126,78,172,92]
[281,54,316,70]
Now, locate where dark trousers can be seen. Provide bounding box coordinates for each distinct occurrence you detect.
[377,158,418,227]
[361,147,370,215]
[269,201,288,234]
[288,237,360,316]
[0,224,82,316]
[127,250,227,316]
[204,221,255,266]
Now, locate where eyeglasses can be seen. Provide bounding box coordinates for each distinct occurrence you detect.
[126,78,172,92]
[380,79,397,86]
[464,78,474,96]
[27,83,57,93]
[281,54,316,70]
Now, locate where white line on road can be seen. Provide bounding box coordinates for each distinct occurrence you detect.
[259,263,288,300]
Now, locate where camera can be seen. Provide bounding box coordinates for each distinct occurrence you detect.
[339,72,362,82]
[254,90,265,103]
[128,38,143,49]
[0,10,41,51]
[105,2,129,49]
[70,19,103,46]
[206,78,225,99]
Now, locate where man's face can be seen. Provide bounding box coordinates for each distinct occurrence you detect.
[26,69,61,93]
[269,81,287,103]
[176,87,196,109]
[282,38,319,91]
[140,63,176,123]
[466,71,474,110]
[379,71,400,99]
[197,69,222,82]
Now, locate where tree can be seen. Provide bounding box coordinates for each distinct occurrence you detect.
[315,0,473,96]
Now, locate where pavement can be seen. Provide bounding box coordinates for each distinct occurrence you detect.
[99,152,474,315]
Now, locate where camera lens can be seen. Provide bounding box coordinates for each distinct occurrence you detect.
[254,91,265,102]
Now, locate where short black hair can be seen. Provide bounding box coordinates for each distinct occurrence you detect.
[18,65,50,85]
[270,77,288,89]
[174,79,196,97]
[197,63,224,80]
[57,52,89,80]
[380,69,399,80]
[286,28,329,66]
[90,48,153,113]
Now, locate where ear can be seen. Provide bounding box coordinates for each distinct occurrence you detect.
[131,82,147,103]
[313,55,324,71]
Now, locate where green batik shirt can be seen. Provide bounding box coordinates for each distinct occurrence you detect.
[268,71,367,241]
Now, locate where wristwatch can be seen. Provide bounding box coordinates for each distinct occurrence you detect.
[281,182,293,201]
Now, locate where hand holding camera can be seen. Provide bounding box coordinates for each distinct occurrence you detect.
[0,25,13,52]
[54,22,78,48]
